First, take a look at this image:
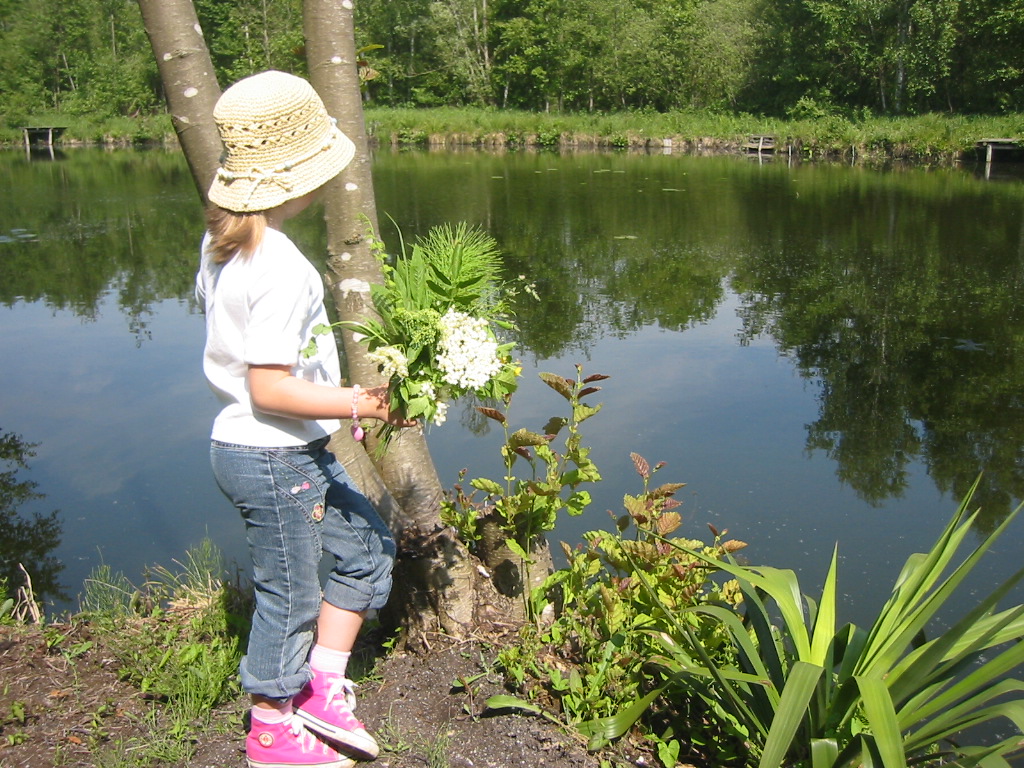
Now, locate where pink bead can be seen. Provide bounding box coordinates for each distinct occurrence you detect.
[352,424,365,442]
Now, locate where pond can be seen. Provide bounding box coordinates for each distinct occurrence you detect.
[2,146,1023,631]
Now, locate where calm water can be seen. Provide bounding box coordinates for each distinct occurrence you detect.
[2,147,1024,629]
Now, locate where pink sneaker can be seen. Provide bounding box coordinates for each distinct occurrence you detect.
[246,715,356,768]
[293,671,380,759]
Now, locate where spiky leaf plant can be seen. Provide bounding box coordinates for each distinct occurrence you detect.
[643,477,1024,768]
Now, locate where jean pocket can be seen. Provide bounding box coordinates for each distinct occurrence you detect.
[270,454,329,523]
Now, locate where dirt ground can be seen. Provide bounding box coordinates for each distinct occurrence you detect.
[0,622,608,768]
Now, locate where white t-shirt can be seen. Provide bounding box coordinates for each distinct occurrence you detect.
[196,227,343,447]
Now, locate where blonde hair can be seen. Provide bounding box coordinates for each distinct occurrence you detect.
[204,205,267,264]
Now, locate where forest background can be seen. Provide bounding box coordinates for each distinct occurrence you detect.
[1,0,1023,151]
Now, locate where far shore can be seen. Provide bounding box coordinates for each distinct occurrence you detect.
[5,107,1023,167]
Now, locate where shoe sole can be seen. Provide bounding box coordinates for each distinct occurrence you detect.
[247,757,356,768]
[292,710,380,760]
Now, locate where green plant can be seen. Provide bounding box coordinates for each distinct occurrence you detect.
[441,365,606,604]
[80,563,137,619]
[648,477,1024,767]
[425,724,453,768]
[85,540,250,749]
[0,578,13,622]
[489,454,748,765]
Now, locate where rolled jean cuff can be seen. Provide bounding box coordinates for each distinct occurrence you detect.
[240,659,312,700]
[324,573,392,613]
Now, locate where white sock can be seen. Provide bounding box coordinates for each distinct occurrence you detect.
[252,704,292,725]
[309,644,351,676]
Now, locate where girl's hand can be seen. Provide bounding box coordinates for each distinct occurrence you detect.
[360,385,418,428]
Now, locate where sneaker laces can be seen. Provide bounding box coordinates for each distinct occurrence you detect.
[323,675,359,713]
[289,717,320,754]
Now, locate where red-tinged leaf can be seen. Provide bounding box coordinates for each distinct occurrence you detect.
[543,416,568,435]
[721,539,748,553]
[649,482,686,498]
[708,522,720,537]
[631,452,650,479]
[539,372,574,400]
[662,498,682,510]
[657,511,682,535]
[578,386,602,398]
[476,406,507,424]
[673,563,696,579]
[582,373,611,384]
[514,446,532,460]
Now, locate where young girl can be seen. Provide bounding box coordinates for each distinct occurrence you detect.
[196,70,412,768]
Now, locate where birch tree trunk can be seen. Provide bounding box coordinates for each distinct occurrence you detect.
[136,0,222,203]
[303,0,503,644]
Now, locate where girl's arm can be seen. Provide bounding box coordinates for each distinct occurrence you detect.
[248,364,415,427]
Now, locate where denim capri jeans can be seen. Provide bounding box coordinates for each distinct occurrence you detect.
[211,436,395,700]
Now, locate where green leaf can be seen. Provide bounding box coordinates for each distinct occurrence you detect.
[810,738,839,768]
[484,695,542,715]
[855,675,907,768]
[759,661,823,768]
[573,402,602,422]
[470,477,504,496]
[809,545,839,666]
[504,537,532,562]
[566,490,591,516]
[508,428,552,448]
[578,684,667,750]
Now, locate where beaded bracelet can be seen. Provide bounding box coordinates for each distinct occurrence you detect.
[351,384,365,442]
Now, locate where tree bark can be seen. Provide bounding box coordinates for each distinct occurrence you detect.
[303,0,487,644]
[136,0,222,203]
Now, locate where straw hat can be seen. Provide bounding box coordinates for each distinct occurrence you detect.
[208,70,355,212]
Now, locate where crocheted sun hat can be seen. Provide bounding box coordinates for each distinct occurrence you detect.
[208,70,355,213]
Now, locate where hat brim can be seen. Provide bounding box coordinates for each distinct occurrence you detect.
[208,126,356,213]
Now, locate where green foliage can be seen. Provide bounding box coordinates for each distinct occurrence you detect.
[2,0,1023,129]
[441,365,606,579]
[489,453,750,765]
[651,477,1024,767]
[83,540,250,721]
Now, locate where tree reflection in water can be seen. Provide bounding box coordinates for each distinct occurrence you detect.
[0,430,67,606]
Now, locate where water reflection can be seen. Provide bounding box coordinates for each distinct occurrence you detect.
[1,147,1023,615]
[373,151,1024,523]
[0,430,66,605]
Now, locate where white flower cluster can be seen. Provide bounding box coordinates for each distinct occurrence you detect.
[419,380,450,426]
[367,345,409,379]
[436,309,503,391]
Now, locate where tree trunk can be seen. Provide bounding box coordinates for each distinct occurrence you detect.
[138,0,522,646]
[136,0,222,203]
[303,0,495,645]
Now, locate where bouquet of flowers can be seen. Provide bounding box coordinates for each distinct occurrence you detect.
[342,222,523,449]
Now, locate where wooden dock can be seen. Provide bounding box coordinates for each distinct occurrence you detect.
[977,138,1023,163]
[21,126,66,149]
[745,135,775,154]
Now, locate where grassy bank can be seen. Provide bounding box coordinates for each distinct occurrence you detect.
[5,108,1023,163]
[1,112,174,147]
[365,108,1024,162]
